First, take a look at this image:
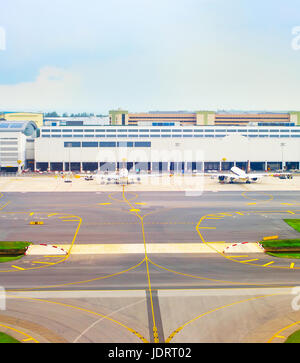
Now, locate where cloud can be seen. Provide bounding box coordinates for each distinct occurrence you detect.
[0,66,82,112]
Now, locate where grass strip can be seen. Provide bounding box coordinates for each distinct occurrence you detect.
[0,242,31,262]
[261,238,300,259]
[0,332,20,343]
[266,252,300,259]
[285,330,300,343]
[284,219,300,233]
[261,239,300,252]
[0,241,31,256]
[0,241,31,250]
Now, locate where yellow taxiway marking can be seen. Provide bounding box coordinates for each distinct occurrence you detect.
[242,192,274,204]
[22,337,36,342]
[0,202,10,210]
[29,212,34,216]
[241,259,260,263]
[263,261,275,267]
[11,265,25,271]
[98,202,112,205]
[166,293,279,343]
[268,320,300,343]
[235,212,244,216]
[287,211,295,214]
[195,209,300,270]
[281,203,294,206]
[121,186,159,343]
[0,323,39,343]
[263,235,278,241]
[61,219,80,222]
[135,202,146,205]
[9,295,148,343]
[32,261,54,265]
[247,202,257,205]
[58,215,78,219]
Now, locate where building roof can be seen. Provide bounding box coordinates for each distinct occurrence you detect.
[0,121,38,136]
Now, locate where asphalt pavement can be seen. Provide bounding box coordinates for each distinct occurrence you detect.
[0,190,300,343]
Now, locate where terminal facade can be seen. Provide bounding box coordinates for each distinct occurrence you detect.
[0,110,300,173]
[109,109,300,127]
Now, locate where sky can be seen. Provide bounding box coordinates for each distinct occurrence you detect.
[0,0,300,114]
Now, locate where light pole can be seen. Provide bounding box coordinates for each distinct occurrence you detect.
[17,159,22,175]
[67,142,72,179]
[221,157,226,171]
[280,142,286,171]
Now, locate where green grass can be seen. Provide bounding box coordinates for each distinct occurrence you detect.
[0,241,31,250]
[261,239,300,250]
[260,220,300,259]
[0,242,31,263]
[0,332,20,343]
[284,219,300,233]
[266,252,300,259]
[260,219,300,259]
[285,330,300,343]
[261,238,300,259]
[0,255,23,263]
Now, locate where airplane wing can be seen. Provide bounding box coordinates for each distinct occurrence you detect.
[246,173,266,179]
[95,173,120,183]
[210,172,232,179]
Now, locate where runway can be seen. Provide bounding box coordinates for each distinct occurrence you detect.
[0,189,300,343]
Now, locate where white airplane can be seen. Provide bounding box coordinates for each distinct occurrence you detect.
[216,166,266,184]
[95,167,165,185]
[95,168,148,185]
[95,168,129,184]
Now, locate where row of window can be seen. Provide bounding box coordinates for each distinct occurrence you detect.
[215,116,289,119]
[64,141,152,148]
[43,134,300,140]
[41,128,300,133]
[128,117,196,119]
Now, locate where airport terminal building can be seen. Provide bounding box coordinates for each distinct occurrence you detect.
[1,110,300,173]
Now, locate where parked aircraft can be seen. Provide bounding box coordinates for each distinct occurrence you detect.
[95,168,142,184]
[216,166,266,184]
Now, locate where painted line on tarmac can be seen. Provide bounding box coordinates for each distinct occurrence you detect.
[0,323,39,343]
[42,243,262,255]
[8,295,148,343]
[196,209,300,270]
[158,287,294,297]
[7,290,147,298]
[0,201,10,210]
[11,265,25,271]
[268,320,300,343]
[165,293,280,343]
